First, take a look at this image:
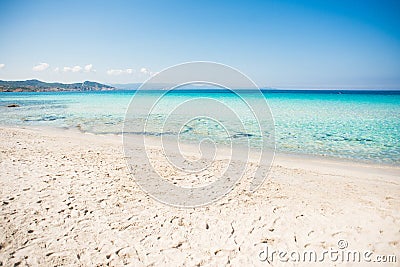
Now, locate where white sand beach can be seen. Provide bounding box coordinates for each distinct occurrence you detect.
[0,126,399,266]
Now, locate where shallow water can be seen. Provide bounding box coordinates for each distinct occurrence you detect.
[1,90,399,164]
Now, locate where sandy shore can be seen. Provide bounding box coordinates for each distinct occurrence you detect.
[0,126,399,266]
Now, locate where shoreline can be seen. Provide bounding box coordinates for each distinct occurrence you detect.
[1,125,399,265]
[4,123,400,169]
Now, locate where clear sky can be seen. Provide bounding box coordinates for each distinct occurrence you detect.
[0,0,399,88]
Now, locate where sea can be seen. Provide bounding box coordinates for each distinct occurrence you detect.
[1,90,399,164]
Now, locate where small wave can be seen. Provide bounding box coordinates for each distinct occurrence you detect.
[23,115,66,122]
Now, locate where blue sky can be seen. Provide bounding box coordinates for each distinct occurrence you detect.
[0,0,399,88]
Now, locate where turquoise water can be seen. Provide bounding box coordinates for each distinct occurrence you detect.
[1,90,399,164]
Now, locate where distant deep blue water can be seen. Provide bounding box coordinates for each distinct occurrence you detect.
[1,90,399,164]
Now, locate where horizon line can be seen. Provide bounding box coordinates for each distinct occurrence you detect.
[1,78,399,91]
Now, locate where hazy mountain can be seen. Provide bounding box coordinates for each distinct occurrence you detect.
[110,83,255,90]
[110,83,142,90]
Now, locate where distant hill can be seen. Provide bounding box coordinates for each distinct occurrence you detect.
[0,79,114,92]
